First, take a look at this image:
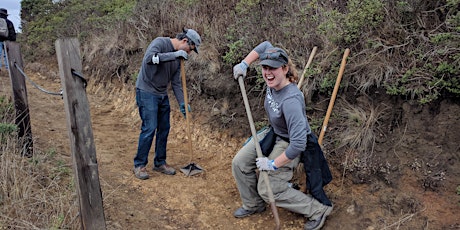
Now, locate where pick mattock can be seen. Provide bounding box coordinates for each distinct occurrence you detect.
[318,48,350,145]
[238,76,281,230]
[179,59,203,176]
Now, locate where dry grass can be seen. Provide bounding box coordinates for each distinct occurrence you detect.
[338,98,388,156]
[333,98,390,179]
[0,114,79,229]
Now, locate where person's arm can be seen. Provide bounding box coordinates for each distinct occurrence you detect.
[145,39,187,64]
[233,41,274,79]
[273,153,291,168]
[241,50,260,66]
[171,67,185,105]
[242,40,274,65]
[155,51,187,63]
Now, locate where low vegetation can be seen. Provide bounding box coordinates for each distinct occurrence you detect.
[19,0,460,104]
[0,97,78,228]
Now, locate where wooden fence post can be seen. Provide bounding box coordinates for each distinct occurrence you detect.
[5,41,33,156]
[55,38,106,230]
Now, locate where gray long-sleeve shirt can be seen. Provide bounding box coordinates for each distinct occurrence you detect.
[135,37,184,105]
[265,84,311,160]
[254,41,311,160]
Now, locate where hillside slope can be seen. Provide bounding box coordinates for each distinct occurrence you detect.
[1,63,459,229]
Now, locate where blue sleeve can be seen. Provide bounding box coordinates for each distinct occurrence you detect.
[282,97,308,160]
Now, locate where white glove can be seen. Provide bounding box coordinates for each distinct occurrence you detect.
[174,50,188,60]
[233,60,249,79]
[256,157,277,171]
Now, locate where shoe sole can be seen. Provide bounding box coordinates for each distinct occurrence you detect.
[153,167,176,175]
[234,206,266,218]
[135,175,149,180]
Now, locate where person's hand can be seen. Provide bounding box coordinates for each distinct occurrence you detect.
[233,60,249,80]
[256,157,277,171]
[174,50,188,60]
[179,103,191,118]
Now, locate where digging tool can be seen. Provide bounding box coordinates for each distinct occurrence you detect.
[179,59,203,176]
[318,48,350,145]
[297,46,318,89]
[237,76,281,230]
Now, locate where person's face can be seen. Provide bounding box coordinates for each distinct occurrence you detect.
[262,65,289,90]
[179,39,195,54]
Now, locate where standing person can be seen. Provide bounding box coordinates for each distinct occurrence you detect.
[133,28,201,180]
[0,8,16,71]
[232,41,332,230]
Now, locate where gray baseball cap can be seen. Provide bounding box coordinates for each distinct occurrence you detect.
[259,47,289,68]
[185,29,201,54]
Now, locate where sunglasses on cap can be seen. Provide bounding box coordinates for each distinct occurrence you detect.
[260,50,289,64]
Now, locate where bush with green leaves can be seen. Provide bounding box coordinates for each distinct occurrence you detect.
[18,0,459,104]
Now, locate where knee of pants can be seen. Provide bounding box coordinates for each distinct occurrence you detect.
[232,144,257,173]
[256,176,272,203]
[141,126,156,137]
[232,152,248,173]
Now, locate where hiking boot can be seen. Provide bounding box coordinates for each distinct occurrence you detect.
[133,166,149,180]
[153,164,176,175]
[304,205,333,230]
[233,205,266,218]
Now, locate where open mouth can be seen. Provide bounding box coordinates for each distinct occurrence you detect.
[266,75,275,81]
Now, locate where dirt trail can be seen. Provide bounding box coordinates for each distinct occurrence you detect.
[1,68,459,230]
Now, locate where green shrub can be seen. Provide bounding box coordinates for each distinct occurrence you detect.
[344,0,385,44]
[223,40,245,65]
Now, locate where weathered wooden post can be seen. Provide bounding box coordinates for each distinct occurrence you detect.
[5,41,33,157]
[55,38,106,230]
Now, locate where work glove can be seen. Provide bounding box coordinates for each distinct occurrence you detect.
[233,60,249,80]
[179,103,191,118]
[174,50,188,60]
[256,157,278,171]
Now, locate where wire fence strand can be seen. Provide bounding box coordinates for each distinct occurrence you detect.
[14,63,63,96]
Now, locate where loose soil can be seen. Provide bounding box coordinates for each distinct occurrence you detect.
[1,65,458,230]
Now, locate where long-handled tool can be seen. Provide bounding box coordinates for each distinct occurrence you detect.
[179,59,203,176]
[297,46,318,89]
[238,76,281,230]
[318,48,350,145]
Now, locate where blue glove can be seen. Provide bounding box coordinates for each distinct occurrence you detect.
[179,103,191,118]
[233,60,249,79]
[174,50,188,60]
[256,157,277,171]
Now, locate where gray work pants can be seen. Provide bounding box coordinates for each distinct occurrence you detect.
[232,131,327,220]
